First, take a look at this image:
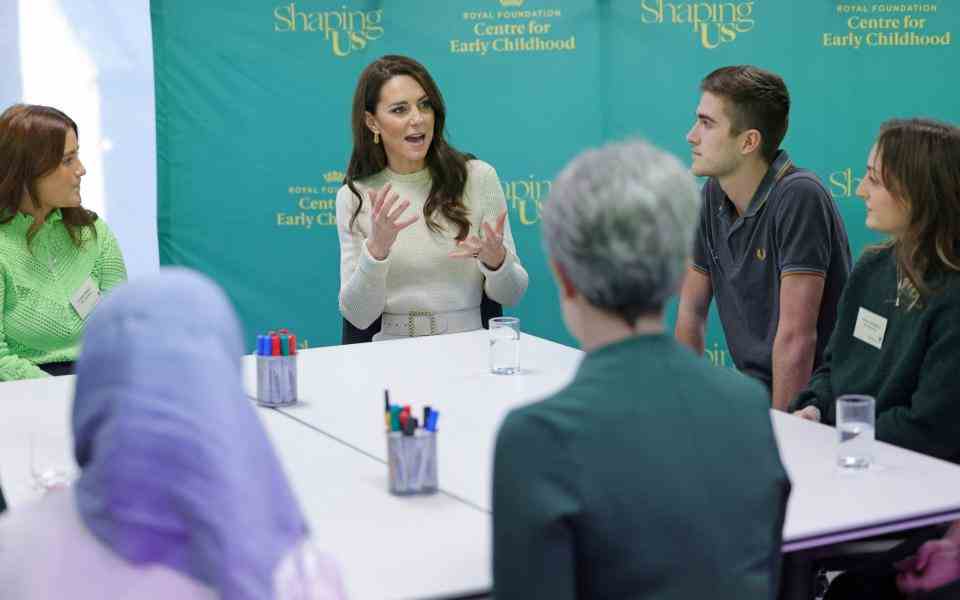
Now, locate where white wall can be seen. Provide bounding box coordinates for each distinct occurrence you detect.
[2,0,159,279]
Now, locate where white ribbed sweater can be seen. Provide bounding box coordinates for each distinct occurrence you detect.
[336,160,528,330]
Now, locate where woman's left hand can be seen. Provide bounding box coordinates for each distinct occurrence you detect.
[449,211,508,270]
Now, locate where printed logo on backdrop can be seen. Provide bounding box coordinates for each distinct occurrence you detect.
[276,171,342,229]
[273,3,384,56]
[705,343,736,369]
[825,3,950,48]
[640,1,756,49]
[829,167,863,199]
[452,0,575,56]
[502,175,552,225]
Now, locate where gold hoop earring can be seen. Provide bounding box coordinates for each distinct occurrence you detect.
[373,132,380,144]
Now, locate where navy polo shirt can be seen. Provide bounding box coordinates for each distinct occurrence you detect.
[692,150,852,389]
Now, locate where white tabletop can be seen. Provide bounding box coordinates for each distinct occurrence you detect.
[247,330,960,553]
[259,408,491,600]
[0,375,77,507]
[243,331,583,514]
[774,410,960,551]
[5,330,960,599]
[0,376,491,600]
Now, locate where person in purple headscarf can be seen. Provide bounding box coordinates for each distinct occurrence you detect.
[0,268,345,599]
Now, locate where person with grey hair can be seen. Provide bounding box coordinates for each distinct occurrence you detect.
[492,140,791,600]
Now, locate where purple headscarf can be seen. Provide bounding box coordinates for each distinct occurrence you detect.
[72,268,309,599]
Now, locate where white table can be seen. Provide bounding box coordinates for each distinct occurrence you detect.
[5,330,960,599]
[250,330,960,553]
[259,408,491,600]
[0,375,76,507]
[0,376,490,600]
[774,410,960,552]
[243,331,583,514]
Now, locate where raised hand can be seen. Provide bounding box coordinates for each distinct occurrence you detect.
[366,183,418,260]
[449,210,508,270]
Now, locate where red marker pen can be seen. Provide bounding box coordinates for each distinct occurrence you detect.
[271,334,281,356]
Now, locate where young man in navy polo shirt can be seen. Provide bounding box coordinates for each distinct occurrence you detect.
[675,65,852,410]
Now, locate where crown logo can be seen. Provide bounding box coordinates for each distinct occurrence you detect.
[499,0,524,6]
[324,170,345,183]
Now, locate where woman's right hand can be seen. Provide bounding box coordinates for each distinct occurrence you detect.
[792,406,821,422]
[365,183,418,260]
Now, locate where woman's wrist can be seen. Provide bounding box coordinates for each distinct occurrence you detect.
[366,239,389,261]
[481,248,506,271]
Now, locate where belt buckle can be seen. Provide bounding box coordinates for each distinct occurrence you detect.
[407,311,437,336]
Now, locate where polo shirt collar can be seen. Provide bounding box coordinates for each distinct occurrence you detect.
[743,150,793,218]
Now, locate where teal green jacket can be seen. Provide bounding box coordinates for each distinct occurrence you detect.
[792,246,960,463]
[0,210,127,380]
[493,334,791,600]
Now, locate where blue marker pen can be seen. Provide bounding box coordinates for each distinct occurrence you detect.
[260,334,269,356]
[256,334,266,355]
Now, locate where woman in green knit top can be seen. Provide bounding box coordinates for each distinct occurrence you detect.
[791,118,960,465]
[0,104,127,380]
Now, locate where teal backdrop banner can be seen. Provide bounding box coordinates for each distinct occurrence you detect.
[153,0,958,358]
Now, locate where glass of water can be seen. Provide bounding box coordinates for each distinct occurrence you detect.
[489,316,520,375]
[29,433,78,494]
[836,395,875,470]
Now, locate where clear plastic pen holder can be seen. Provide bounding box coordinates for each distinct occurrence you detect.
[256,355,298,407]
[387,431,438,495]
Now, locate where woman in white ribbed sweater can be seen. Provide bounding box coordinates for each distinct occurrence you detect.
[336,55,528,341]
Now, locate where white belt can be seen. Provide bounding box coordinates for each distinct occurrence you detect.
[380,307,482,337]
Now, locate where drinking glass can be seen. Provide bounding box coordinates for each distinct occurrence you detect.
[489,317,520,375]
[836,395,875,470]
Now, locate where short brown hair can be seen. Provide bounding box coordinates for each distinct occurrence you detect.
[700,66,790,163]
[0,104,97,245]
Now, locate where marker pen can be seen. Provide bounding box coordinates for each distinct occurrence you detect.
[271,334,281,356]
[390,406,402,432]
[384,390,391,430]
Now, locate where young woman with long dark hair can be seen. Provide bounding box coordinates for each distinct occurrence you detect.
[336,55,528,341]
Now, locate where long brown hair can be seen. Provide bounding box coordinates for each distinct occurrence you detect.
[345,55,471,241]
[874,118,960,302]
[0,104,98,246]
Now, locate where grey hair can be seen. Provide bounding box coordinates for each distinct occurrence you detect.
[541,139,700,323]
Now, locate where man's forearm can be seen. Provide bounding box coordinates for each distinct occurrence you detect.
[772,331,817,411]
[674,313,706,355]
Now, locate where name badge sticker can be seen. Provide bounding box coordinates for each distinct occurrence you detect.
[853,307,887,350]
[70,277,101,320]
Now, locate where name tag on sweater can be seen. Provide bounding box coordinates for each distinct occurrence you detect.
[854,307,887,350]
[70,277,101,320]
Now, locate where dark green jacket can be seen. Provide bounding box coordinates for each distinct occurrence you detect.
[791,247,960,463]
[493,334,791,600]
